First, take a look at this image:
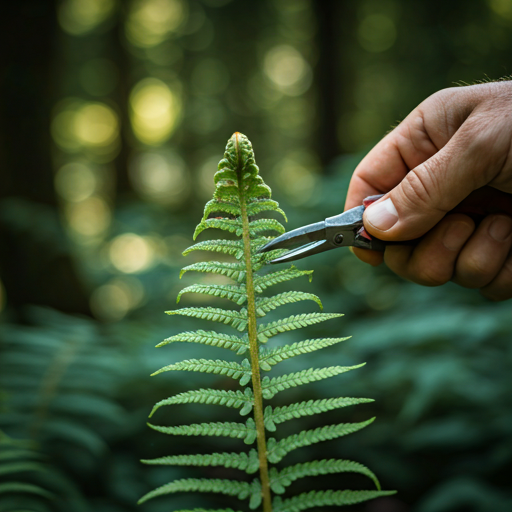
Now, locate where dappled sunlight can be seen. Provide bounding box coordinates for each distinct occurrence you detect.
[129,150,189,205]
[109,233,155,273]
[125,0,187,47]
[129,78,181,145]
[263,44,312,96]
[58,0,116,35]
[65,196,111,239]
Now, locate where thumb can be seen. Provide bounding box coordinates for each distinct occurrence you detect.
[362,129,493,241]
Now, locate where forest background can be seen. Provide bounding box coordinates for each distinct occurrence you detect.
[1,1,512,511]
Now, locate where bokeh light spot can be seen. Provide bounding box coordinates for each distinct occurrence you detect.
[129,78,180,145]
[126,0,187,48]
[66,196,111,238]
[90,276,146,321]
[358,14,396,53]
[55,162,97,202]
[263,45,312,96]
[129,150,189,205]
[74,103,119,147]
[58,0,116,36]
[109,233,154,273]
[489,0,512,20]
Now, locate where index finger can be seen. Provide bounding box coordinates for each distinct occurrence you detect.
[344,87,471,212]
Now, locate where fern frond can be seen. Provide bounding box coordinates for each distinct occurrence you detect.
[177,284,247,305]
[253,266,313,293]
[248,219,285,237]
[269,459,381,494]
[166,307,248,331]
[264,397,374,430]
[255,292,323,316]
[257,313,343,343]
[180,261,246,282]
[138,478,251,504]
[141,449,259,474]
[259,337,350,369]
[266,419,375,463]
[157,330,248,355]
[247,199,287,221]
[151,358,251,385]
[183,239,244,259]
[194,218,243,240]
[261,365,364,399]
[149,418,257,444]
[150,388,254,417]
[272,489,397,512]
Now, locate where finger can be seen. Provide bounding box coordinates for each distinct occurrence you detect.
[364,92,512,241]
[384,214,475,286]
[480,252,512,301]
[350,247,383,267]
[453,214,512,288]
[345,86,474,212]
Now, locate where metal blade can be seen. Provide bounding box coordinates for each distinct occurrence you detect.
[267,239,333,264]
[258,220,326,253]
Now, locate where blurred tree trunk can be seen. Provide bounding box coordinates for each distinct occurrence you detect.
[313,0,355,169]
[0,0,91,316]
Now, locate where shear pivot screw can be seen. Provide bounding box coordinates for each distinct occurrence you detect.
[334,234,344,245]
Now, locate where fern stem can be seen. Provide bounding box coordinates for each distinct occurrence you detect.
[236,133,272,512]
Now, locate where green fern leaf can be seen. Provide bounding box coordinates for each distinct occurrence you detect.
[249,478,262,509]
[248,218,285,237]
[177,284,247,305]
[266,419,375,463]
[253,266,313,293]
[259,337,350,369]
[257,313,343,343]
[166,307,248,331]
[269,459,381,494]
[180,261,246,282]
[0,481,55,499]
[272,489,397,512]
[183,239,244,259]
[149,418,257,444]
[255,292,323,316]
[264,397,374,431]
[157,330,248,355]
[202,199,241,220]
[141,449,259,474]
[150,388,254,417]
[194,218,245,240]
[151,358,251,385]
[138,478,251,505]
[261,365,364,399]
[247,199,287,221]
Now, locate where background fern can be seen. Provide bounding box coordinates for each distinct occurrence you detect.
[139,133,395,511]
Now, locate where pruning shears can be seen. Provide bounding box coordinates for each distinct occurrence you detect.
[259,194,402,264]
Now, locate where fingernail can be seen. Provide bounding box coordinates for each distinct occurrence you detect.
[443,221,474,251]
[488,215,512,242]
[365,198,398,231]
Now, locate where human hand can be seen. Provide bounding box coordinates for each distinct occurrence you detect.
[345,81,512,301]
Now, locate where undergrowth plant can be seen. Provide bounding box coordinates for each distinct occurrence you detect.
[139,132,395,511]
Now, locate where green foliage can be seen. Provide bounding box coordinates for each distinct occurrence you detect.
[140,133,392,510]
